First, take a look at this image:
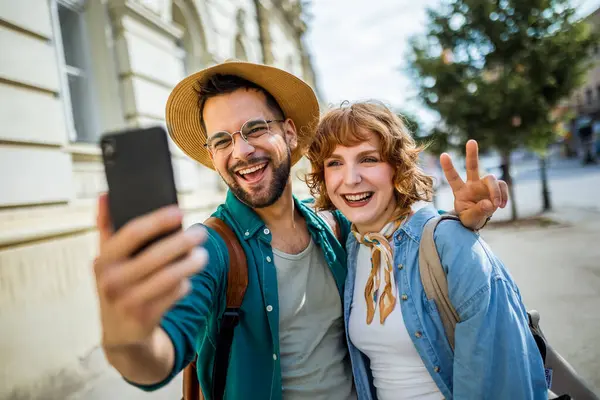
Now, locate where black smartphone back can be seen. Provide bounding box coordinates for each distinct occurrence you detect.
[100,126,179,234]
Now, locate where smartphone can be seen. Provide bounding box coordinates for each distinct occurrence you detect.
[100,126,180,249]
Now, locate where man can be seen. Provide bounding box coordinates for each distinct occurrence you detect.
[94,61,508,399]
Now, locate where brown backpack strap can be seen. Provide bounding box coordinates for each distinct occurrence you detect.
[182,217,248,400]
[182,357,201,400]
[317,210,341,241]
[204,217,248,308]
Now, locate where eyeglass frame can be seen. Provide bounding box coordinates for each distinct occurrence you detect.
[203,117,286,155]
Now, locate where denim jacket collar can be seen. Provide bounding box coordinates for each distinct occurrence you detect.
[392,206,440,245]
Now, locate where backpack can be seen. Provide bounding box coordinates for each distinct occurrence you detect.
[182,211,341,400]
[419,215,598,400]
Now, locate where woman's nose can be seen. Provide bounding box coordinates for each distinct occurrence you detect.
[344,164,362,185]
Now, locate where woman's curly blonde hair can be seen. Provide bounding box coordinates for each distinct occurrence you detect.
[305,101,434,220]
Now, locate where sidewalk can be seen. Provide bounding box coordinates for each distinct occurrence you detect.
[480,208,600,394]
[65,349,182,400]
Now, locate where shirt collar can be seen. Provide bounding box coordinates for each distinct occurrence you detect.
[224,190,325,240]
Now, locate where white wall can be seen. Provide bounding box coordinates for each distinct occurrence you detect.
[0,0,314,397]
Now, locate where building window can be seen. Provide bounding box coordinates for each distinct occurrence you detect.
[597,85,600,104]
[286,55,295,74]
[234,8,248,60]
[50,0,99,143]
[172,0,208,75]
[586,88,593,105]
[172,1,190,75]
[235,35,248,60]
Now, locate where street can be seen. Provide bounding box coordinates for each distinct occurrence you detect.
[68,158,600,399]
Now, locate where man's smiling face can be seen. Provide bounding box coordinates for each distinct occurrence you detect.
[203,88,298,208]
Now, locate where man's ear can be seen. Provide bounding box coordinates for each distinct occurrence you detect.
[283,118,298,150]
[207,147,216,166]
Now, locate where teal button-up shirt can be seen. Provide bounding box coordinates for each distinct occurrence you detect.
[134,191,351,399]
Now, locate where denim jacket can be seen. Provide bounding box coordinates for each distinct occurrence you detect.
[344,206,548,400]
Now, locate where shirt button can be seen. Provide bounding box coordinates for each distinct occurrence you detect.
[244,231,249,236]
[273,354,278,361]
[266,256,272,262]
[401,294,408,301]
[415,331,423,338]
[434,366,441,373]
[264,228,270,235]
[398,264,404,270]
[266,305,273,312]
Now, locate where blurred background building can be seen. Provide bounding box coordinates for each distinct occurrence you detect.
[0,0,318,398]
[568,6,600,158]
[571,6,600,118]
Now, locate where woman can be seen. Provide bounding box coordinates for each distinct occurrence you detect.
[306,101,547,399]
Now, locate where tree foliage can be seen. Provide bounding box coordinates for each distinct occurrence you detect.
[409,0,597,156]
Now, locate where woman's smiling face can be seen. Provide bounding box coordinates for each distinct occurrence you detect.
[323,130,397,234]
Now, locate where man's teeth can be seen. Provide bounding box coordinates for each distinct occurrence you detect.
[238,163,266,175]
[344,193,372,202]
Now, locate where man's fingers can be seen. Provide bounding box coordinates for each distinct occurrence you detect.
[440,153,464,192]
[482,174,502,207]
[97,193,113,251]
[99,205,184,265]
[498,180,509,208]
[144,280,192,325]
[465,139,480,182]
[102,227,207,299]
[117,248,206,313]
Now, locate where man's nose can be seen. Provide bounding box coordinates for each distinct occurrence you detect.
[230,133,255,160]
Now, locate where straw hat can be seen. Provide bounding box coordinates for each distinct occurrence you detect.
[165,60,320,170]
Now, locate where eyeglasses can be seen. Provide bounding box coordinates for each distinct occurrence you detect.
[204,118,285,156]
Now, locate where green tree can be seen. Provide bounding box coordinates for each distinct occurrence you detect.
[409,0,597,220]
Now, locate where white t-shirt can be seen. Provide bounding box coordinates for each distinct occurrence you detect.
[274,239,356,400]
[348,240,443,400]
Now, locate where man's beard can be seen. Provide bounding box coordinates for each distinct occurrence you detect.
[222,148,291,209]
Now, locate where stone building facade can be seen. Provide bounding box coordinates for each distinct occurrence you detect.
[570,6,600,118]
[0,0,319,398]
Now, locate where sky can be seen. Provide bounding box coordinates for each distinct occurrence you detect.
[305,0,600,128]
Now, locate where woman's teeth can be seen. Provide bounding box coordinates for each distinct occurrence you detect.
[343,192,373,202]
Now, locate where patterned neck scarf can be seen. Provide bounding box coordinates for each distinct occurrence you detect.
[352,219,403,324]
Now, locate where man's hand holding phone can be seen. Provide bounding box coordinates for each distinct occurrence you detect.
[93,194,207,382]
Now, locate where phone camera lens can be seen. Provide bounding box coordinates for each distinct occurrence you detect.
[102,140,116,159]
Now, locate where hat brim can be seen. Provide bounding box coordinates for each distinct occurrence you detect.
[165,61,320,170]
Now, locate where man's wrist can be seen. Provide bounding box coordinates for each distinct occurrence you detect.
[103,328,174,386]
